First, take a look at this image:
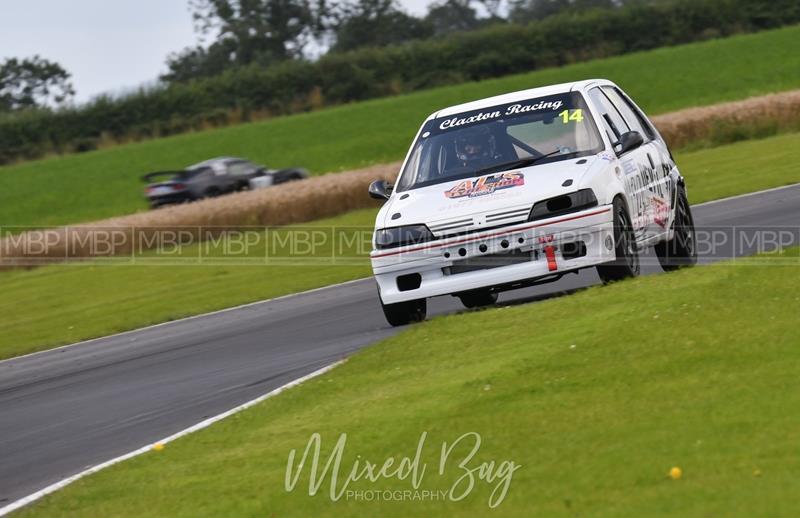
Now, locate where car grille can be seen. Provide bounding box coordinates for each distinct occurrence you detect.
[444,249,534,275]
[485,207,531,225]
[428,204,531,238]
[428,217,474,235]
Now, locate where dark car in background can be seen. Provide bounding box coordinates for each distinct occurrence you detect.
[142,157,308,208]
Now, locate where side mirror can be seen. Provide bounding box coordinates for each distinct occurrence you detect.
[615,131,644,155]
[368,180,393,201]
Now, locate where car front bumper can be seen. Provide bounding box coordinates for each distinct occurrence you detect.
[371,205,615,304]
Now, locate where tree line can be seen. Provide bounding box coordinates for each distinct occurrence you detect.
[0,1,644,113]
[163,1,645,83]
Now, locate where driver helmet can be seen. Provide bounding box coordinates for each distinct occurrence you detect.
[454,126,497,164]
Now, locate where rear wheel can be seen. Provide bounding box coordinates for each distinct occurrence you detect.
[655,185,697,271]
[458,289,498,309]
[597,197,640,283]
[381,297,426,327]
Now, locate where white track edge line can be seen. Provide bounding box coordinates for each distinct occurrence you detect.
[693,182,800,207]
[0,278,368,365]
[0,359,345,517]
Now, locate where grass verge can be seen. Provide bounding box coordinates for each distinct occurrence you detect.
[2,132,800,360]
[0,208,373,360]
[1,25,800,228]
[22,245,800,516]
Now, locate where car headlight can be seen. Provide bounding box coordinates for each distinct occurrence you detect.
[375,225,435,250]
[528,189,598,221]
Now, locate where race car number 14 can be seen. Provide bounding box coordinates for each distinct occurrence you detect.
[559,109,584,123]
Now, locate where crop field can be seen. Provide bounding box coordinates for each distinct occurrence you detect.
[2,131,800,360]
[1,25,799,229]
[21,244,800,516]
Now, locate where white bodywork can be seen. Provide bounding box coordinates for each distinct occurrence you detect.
[371,79,683,304]
[248,174,275,190]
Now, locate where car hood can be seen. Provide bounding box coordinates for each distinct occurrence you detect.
[380,156,600,236]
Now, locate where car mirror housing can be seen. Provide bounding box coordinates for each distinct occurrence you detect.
[368,180,393,200]
[615,131,644,155]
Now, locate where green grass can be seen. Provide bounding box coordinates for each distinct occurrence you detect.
[23,245,800,517]
[0,209,374,360]
[677,132,800,202]
[2,25,800,228]
[2,131,800,361]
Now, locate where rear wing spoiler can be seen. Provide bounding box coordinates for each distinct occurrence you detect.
[141,170,185,183]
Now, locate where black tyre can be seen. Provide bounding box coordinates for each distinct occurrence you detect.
[381,297,427,327]
[458,289,498,309]
[597,197,640,283]
[654,185,697,271]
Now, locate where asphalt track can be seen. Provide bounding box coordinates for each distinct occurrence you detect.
[1,184,799,505]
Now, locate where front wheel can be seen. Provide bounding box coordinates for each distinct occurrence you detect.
[654,185,697,271]
[597,197,640,283]
[458,289,498,309]
[381,297,426,327]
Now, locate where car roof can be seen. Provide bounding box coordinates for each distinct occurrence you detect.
[188,157,248,169]
[430,78,614,119]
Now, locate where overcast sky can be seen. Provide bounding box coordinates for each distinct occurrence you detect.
[0,0,434,102]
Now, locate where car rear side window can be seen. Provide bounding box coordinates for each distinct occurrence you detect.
[588,87,630,142]
[228,162,253,176]
[602,87,656,141]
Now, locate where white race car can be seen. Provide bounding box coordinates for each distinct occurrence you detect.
[368,79,697,326]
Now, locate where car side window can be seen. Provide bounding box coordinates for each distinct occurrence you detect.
[602,87,655,141]
[193,167,213,180]
[618,88,657,141]
[593,113,618,147]
[588,87,630,142]
[227,162,252,176]
[210,162,227,176]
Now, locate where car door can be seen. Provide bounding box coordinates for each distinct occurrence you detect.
[227,160,257,190]
[587,87,653,242]
[602,86,674,239]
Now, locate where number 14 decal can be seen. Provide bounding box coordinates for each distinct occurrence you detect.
[558,109,584,123]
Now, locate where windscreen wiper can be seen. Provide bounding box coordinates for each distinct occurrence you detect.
[473,150,582,177]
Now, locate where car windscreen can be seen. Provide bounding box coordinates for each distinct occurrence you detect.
[395,92,603,192]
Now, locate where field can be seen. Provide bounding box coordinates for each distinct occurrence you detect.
[22,244,800,516]
[1,25,800,229]
[2,132,800,360]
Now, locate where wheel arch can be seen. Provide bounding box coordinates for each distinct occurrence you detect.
[610,191,633,218]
